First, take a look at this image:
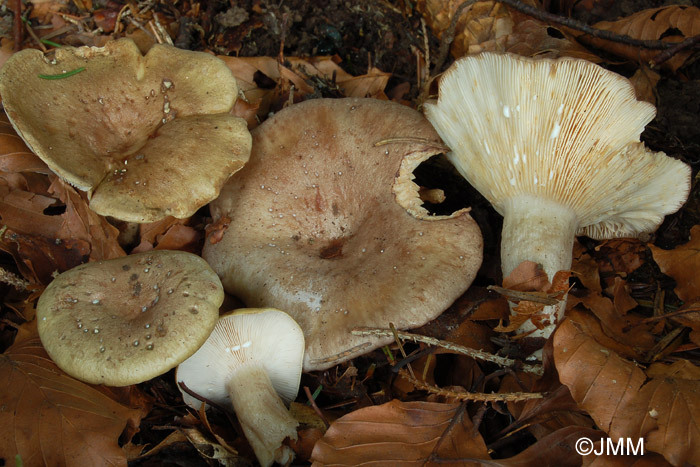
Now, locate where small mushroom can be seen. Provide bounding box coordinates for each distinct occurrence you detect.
[424,52,691,338]
[0,39,252,222]
[203,97,483,371]
[36,250,224,386]
[176,308,304,467]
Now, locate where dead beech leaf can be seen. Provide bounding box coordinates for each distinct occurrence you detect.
[565,300,656,361]
[0,338,147,466]
[0,228,89,284]
[649,225,700,302]
[48,177,124,262]
[498,426,605,465]
[220,56,390,120]
[0,133,48,173]
[310,400,489,465]
[579,6,700,71]
[554,319,700,466]
[416,0,598,60]
[629,66,661,106]
[0,183,62,237]
[596,238,647,282]
[607,276,638,315]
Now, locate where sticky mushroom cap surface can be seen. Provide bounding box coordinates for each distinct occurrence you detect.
[204,97,483,371]
[0,39,252,222]
[36,250,224,386]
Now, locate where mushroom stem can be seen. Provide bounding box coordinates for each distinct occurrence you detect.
[500,195,577,338]
[226,363,299,467]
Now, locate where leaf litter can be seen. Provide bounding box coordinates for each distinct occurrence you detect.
[0,0,699,465]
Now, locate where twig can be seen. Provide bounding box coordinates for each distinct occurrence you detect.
[0,267,29,291]
[498,0,682,50]
[352,328,543,376]
[641,305,700,323]
[303,386,330,429]
[390,322,416,379]
[433,0,694,76]
[652,33,700,68]
[12,0,22,51]
[487,285,561,306]
[398,368,543,401]
[433,0,475,75]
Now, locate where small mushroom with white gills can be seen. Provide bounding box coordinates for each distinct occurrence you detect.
[176,308,304,467]
[424,52,691,340]
[36,250,223,386]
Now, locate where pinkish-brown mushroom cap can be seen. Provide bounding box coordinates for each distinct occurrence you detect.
[203,98,483,371]
[0,39,251,222]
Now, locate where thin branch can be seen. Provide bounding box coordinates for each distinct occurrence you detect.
[0,267,29,291]
[12,0,22,50]
[652,33,700,67]
[352,328,543,376]
[304,386,331,429]
[398,368,543,401]
[432,0,693,76]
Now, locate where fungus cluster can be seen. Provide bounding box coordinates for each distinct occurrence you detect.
[177,308,304,467]
[36,250,224,386]
[204,97,483,371]
[424,52,691,338]
[0,39,252,222]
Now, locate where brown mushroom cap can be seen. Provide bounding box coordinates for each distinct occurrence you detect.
[36,250,224,386]
[0,39,251,222]
[203,98,483,371]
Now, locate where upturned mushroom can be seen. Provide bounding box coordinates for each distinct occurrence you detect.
[176,308,304,467]
[36,250,224,386]
[0,39,251,222]
[203,97,483,371]
[424,52,691,338]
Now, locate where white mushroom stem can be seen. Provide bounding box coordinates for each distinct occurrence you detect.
[226,363,298,467]
[500,195,577,338]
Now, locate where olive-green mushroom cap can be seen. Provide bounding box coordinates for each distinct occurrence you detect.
[0,39,252,222]
[36,250,224,386]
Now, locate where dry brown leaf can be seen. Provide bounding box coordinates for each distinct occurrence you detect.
[650,225,700,303]
[596,238,647,279]
[499,426,605,465]
[584,450,672,466]
[310,400,490,465]
[48,177,124,262]
[0,183,62,237]
[416,0,598,59]
[554,319,700,466]
[572,242,602,293]
[0,228,89,284]
[220,56,390,121]
[565,299,656,360]
[607,276,639,315]
[0,337,148,466]
[0,133,48,173]
[629,66,661,106]
[579,6,700,71]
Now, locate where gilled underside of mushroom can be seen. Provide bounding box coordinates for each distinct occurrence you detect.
[424,52,691,340]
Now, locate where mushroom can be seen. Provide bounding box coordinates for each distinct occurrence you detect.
[36,250,224,386]
[203,97,483,371]
[0,39,252,222]
[424,52,691,338]
[176,308,304,467]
